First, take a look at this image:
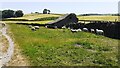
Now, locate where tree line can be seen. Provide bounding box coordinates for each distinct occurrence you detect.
[0,9,24,19]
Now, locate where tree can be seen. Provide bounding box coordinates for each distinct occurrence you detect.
[2,9,15,18]
[15,10,24,17]
[47,10,50,14]
[43,9,48,14]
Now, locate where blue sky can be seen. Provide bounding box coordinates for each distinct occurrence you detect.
[0,2,119,14]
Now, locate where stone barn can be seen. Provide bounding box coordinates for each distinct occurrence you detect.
[45,13,78,28]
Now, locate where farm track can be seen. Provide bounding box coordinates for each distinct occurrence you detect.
[0,23,29,67]
[0,24,14,67]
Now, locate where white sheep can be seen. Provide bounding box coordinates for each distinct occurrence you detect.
[62,26,66,29]
[91,29,95,33]
[68,27,70,29]
[71,29,78,33]
[83,28,88,32]
[31,27,36,31]
[54,26,57,29]
[28,25,32,28]
[75,29,79,32]
[45,25,48,28]
[34,26,40,29]
[77,29,82,31]
[96,29,104,35]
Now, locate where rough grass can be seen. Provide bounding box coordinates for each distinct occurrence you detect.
[77,16,119,22]
[9,23,118,66]
[2,21,53,24]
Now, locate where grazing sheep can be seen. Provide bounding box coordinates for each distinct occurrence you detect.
[96,29,104,35]
[62,26,66,29]
[45,25,48,28]
[31,27,36,31]
[75,29,79,32]
[83,28,88,32]
[91,29,95,33]
[45,25,57,29]
[34,26,40,29]
[77,29,82,31]
[28,25,32,28]
[71,29,77,33]
[67,27,70,29]
[54,26,57,29]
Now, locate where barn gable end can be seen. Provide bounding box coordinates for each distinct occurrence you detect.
[46,13,78,28]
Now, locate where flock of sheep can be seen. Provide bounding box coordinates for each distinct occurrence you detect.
[28,24,104,35]
[64,26,104,35]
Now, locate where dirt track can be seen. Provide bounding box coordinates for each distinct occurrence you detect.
[0,23,14,67]
[0,23,29,67]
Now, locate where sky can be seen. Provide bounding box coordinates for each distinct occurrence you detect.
[0,1,119,14]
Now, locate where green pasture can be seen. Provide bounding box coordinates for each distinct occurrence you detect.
[8,23,118,66]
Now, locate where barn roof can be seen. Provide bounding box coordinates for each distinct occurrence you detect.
[47,14,69,24]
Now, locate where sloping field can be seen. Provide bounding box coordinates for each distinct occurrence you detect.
[8,14,62,20]
[4,14,119,25]
[8,23,119,66]
[7,13,119,22]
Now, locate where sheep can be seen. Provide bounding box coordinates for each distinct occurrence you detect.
[71,29,77,33]
[67,27,70,29]
[91,29,95,33]
[96,29,104,35]
[34,26,40,29]
[31,27,36,31]
[62,26,66,29]
[70,28,82,33]
[45,25,48,28]
[77,29,82,31]
[82,28,88,32]
[75,29,79,32]
[28,25,32,28]
[54,26,57,29]
[45,25,57,29]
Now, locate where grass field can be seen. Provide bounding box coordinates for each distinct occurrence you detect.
[9,23,118,66]
[5,13,119,24]
[8,14,62,20]
[2,20,53,24]
[77,16,119,22]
